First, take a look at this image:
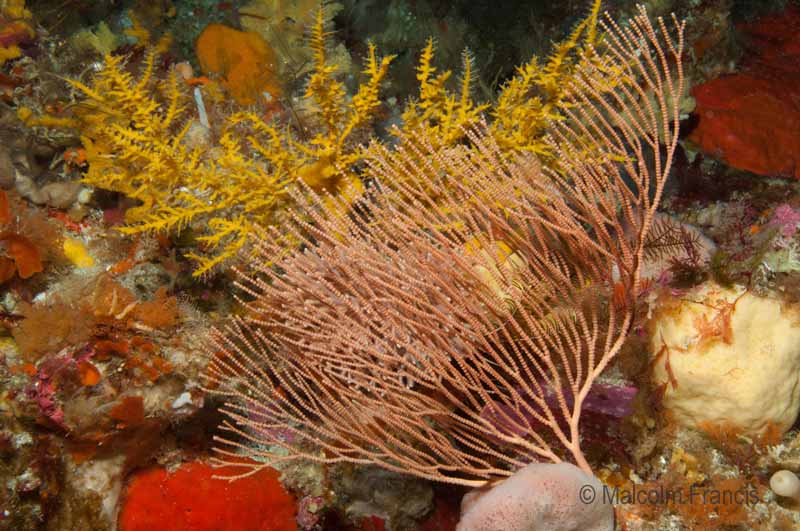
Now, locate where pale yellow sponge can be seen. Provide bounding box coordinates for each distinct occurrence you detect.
[650,282,800,436]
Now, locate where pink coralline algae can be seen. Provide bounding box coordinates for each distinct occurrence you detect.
[25,373,64,428]
[768,204,800,238]
[24,346,96,428]
[297,495,325,530]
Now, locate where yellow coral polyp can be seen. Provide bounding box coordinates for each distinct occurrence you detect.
[293,7,393,203]
[63,238,95,268]
[297,154,337,192]
[0,45,21,64]
[17,106,80,129]
[0,0,34,65]
[2,0,31,20]
[464,237,528,311]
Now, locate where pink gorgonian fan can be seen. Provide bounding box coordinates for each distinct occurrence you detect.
[205,6,685,487]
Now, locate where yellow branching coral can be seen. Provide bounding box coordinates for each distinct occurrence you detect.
[69,51,191,219]
[490,0,604,157]
[0,0,34,65]
[400,38,488,150]
[69,53,299,276]
[374,39,489,206]
[68,56,280,275]
[296,7,394,206]
[364,0,622,231]
[49,0,622,277]
[65,7,393,276]
[391,0,612,163]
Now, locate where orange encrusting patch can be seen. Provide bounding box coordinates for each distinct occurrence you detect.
[110,396,145,428]
[77,360,101,386]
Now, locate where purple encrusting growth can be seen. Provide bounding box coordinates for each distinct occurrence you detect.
[25,373,65,428]
[579,382,638,419]
[481,381,637,432]
[247,402,297,444]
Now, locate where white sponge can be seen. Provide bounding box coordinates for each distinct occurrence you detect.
[457,462,614,531]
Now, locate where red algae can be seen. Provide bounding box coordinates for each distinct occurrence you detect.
[0,231,43,278]
[689,8,800,178]
[0,255,15,283]
[416,497,459,531]
[0,189,9,224]
[118,462,297,531]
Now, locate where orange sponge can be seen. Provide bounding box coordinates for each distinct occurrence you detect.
[195,24,282,106]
